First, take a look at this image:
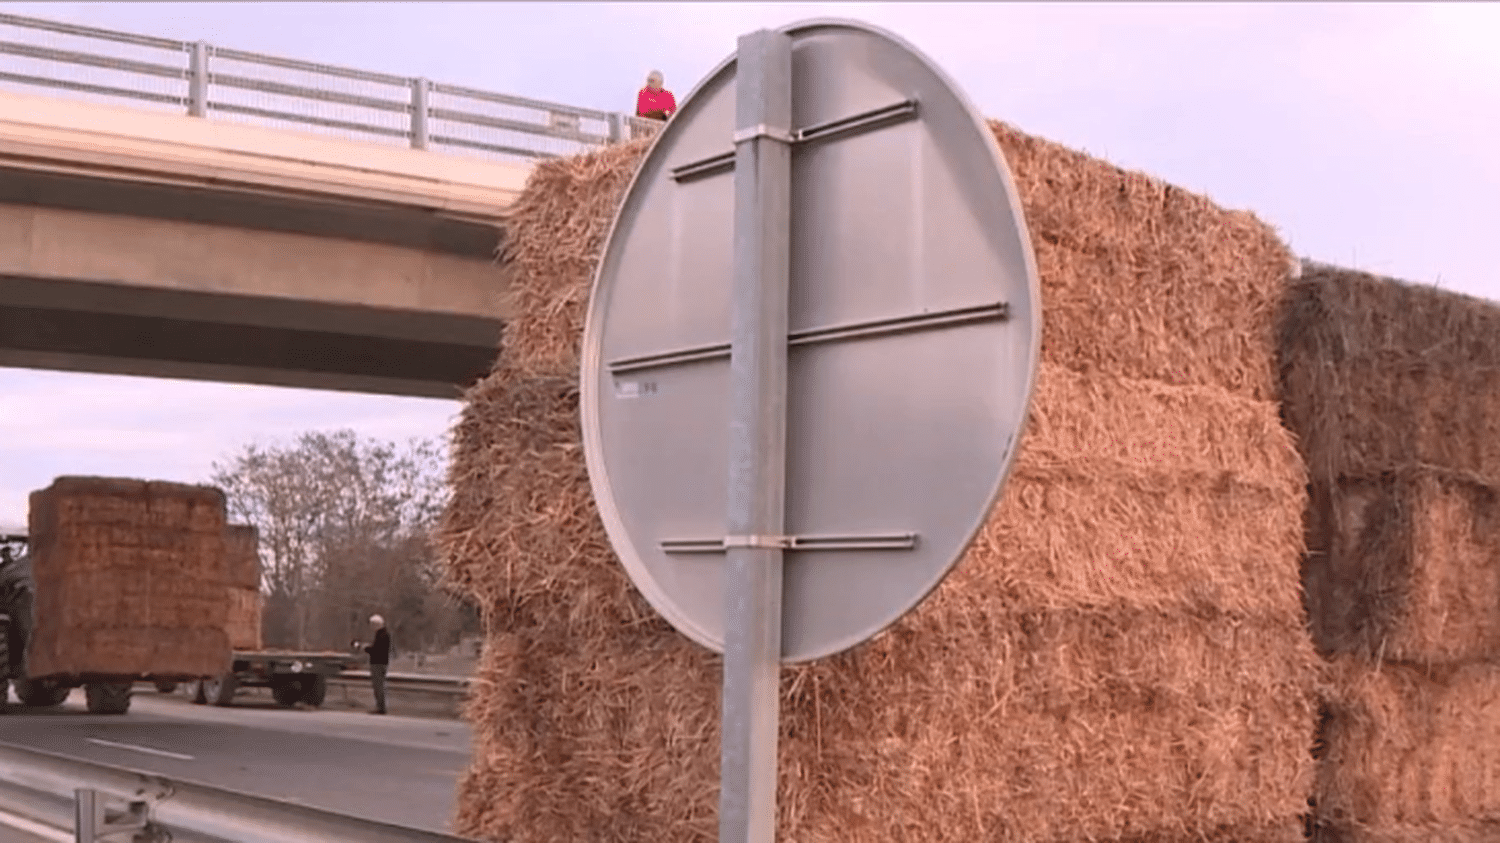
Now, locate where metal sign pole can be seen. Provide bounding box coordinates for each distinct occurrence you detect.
[719,28,793,843]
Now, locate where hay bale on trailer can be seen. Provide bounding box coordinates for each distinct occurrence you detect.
[224,524,261,590]
[441,124,1318,842]
[26,477,232,680]
[223,524,263,651]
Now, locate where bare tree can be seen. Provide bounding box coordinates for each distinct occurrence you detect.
[210,430,455,651]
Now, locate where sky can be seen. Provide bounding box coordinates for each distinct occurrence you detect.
[1,1,1497,527]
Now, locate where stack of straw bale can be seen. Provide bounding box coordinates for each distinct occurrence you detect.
[224,524,263,652]
[1280,264,1500,841]
[439,121,1320,842]
[26,476,231,680]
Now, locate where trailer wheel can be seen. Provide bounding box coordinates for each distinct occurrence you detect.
[270,678,302,707]
[204,674,238,707]
[153,681,178,694]
[84,682,131,715]
[185,679,207,705]
[301,674,328,708]
[14,678,70,708]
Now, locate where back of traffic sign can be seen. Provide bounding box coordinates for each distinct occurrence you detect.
[580,19,1041,663]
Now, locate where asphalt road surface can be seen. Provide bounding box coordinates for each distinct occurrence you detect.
[0,685,472,836]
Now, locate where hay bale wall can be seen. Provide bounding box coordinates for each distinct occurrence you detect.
[1279,265,1500,841]
[442,124,1319,842]
[499,124,1294,404]
[26,477,232,679]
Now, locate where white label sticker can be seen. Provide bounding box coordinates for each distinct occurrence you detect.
[615,380,660,399]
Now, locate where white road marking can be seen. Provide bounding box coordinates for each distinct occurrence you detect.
[0,808,71,842]
[85,738,195,761]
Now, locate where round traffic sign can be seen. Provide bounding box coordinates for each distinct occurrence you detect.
[580,19,1041,662]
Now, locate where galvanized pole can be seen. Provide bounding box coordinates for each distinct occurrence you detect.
[74,788,100,843]
[187,41,209,118]
[410,78,431,150]
[719,28,793,843]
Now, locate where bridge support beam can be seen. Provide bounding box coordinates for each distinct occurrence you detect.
[0,203,507,398]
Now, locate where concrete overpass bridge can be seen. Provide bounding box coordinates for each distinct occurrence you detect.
[0,12,656,398]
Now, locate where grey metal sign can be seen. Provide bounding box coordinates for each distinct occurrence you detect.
[582,18,1041,843]
[580,18,1040,664]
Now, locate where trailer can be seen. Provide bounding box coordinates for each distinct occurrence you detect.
[170,649,358,708]
[2,530,358,714]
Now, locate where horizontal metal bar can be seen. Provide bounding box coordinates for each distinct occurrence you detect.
[430,80,613,122]
[606,301,1009,375]
[428,133,563,161]
[789,301,1008,347]
[0,40,186,80]
[670,150,737,182]
[0,71,186,107]
[428,106,610,145]
[670,99,918,183]
[795,99,919,146]
[0,12,188,51]
[206,100,412,139]
[607,341,733,375]
[209,72,411,114]
[661,532,918,554]
[210,45,410,87]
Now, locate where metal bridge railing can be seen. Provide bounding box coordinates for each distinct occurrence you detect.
[0,11,663,164]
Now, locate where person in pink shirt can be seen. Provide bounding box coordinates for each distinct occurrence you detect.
[636,70,676,122]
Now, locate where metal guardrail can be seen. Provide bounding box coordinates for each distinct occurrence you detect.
[339,670,471,691]
[0,740,471,843]
[325,672,469,719]
[0,11,663,163]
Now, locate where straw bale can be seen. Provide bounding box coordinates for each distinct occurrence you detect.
[225,587,263,651]
[1278,264,1500,485]
[25,476,230,678]
[991,122,1293,401]
[494,139,651,374]
[1303,468,1500,664]
[977,364,1307,618]
[31,477,226,534]
[1314,657,1500,837]
[493,125,1291,401]
[224,524,262,589]
[441,363,1316,843]
[26,624,230,680]
[1312,823,1500,843]
[457,606,1316,843]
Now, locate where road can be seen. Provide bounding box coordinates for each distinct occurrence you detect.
[0,685,472,837]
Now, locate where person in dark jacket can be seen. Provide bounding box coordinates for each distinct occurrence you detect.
[364,614,391,715]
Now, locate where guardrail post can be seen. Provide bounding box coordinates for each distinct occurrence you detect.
[73,788,149,842]
[188,41,209,117]
[74,788,100,843]
[607,112,623,145]
[410,77,431,149]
